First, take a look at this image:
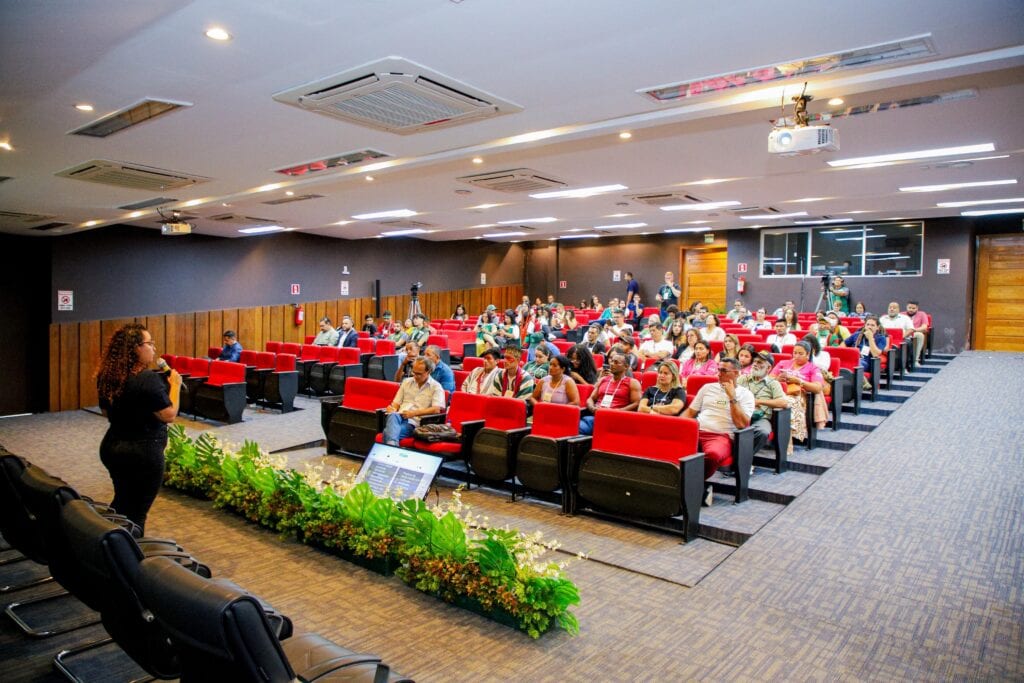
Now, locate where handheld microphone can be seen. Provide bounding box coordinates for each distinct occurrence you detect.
[155,358,172,375]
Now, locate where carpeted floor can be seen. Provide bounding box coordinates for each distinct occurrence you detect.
[1,352,1021,681]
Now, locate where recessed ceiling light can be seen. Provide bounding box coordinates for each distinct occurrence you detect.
[790,197,829,203]
[470,203,503,210]
[183,199,203,207]
[472,157,483,164]
[619,132,632,140]
[83,220,100,227]
[593,222,647,229]
[239,225,289,234]
[794,218,854,225]
[470,223,497,228]
[665,227,711,233]
[961,207,1024,216]
[559,233,601,239]
[256,183,282,192]
[828,143,995,168]
[899,179,1017,193]
[937,197,1024,208]
[0,141,12,151]
[828,97,844,106]
[482,231,528,238]
[844,210,871,214]
[380,228,429,236]
[497,217,557,224]
[365,175,375,182]
[204,27,232,41]
[661,200,741,212]
[604,213,635,218]
[740,211,808,220]
[352,209,417,220]
[839,162,895,170]
[127,211,145,218]
[529,184,627,199]
[333,220,353,226]
[285,191,294,196]
[684,178,733,186]
[74,103,94,112]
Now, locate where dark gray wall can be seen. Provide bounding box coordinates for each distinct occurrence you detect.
[3,236,52,414]
[50,226,525,322]
[522,218,1019,352]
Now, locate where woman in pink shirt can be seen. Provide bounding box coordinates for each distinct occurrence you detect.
[680,340,719,388]
[770,340,827,450]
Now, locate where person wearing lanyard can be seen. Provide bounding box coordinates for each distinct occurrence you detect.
[531,354,580,406]
[578,352,641,435]
[461,348,502,395]
[492,345,535,400]
[382,357,445,446]
[638,360,685,416]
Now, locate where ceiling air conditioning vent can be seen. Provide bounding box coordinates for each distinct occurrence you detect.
[118,197,178,211]
[727,206,779,216]
[273,56,522,135]
[375,219,435,229]
[56,160,209,191]
[29,222,70,232]
[67,99,191,138]
[628,193,705,206]
[262,194,325,206]
[458,168,566,194]
[207,213,277,224]
[0,209,55,224]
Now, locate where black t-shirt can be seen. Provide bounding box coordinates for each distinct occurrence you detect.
[99,370,172,439]
[641,386,685,413]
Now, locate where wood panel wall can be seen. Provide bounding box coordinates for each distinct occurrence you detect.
[49,284,522,411]
[973,235,1024,351]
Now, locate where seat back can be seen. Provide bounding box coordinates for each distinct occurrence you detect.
[576,383,595,405]
[446,392,488,432]
[427,334,448,348]
[640,371,658,391]
[592,412,698,464]
[375,339,396,355]
[137,556,294,683]
[189,357,211,378]
[530,402,580,439]
[357,337,376,354]
[239,349,259,366]
[336,347,361,365]
[207,360,245,386]
[279,342,301,357]
[317,346,341,363]
[0,454,51,563]
[887,328,904,346]
[207,346,220,359]
[171,355,192,372]
[340,377,397,412]
[831,346,862,371]
[254,351,276,370]
[275,353,296,372]
[686,375,718,396]
[300,344,321,361]
[160,354,177,368]
[463,356,484,371]
[304,335,315,344]
[265,341,282,353]
[453,370,470,392]
[552,340,574,354]
[482,396,527,431]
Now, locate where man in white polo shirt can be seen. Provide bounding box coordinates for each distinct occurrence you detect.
[382,357,445,445]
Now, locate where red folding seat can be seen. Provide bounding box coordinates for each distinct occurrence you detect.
[307,346,341,395]
[207,346,221,360]
[468,397,530,489]
[749,342,772,353]
[326,347,364,396]
[515,403,584,509]
[831,346,867,411]
[552,340,574,354]
[262,353,298,413]
[685,374,717,404]
[576,383,595,406]
[426,334,450,365]
[462,356,484,372]
[295,344,323,392]
[409,392,488,463]
[238,349,258,367]
[366,340,398,381]
[574,412,704,540]
[592,354,604,370]
[180,357,211,416]
[453,370,470,392]
[736,335,761,345]
[160,354,176,369]
[884,328,907,386]
[322,377,399,456]
[193,361,247,424]
[265,341,282,354]
[304,335,315,345]
[640,371,659,391]
[246,351,275,403]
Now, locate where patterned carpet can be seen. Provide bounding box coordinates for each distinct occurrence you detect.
[1,352,1021,681]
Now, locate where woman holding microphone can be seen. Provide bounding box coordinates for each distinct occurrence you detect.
[95,323,181,533]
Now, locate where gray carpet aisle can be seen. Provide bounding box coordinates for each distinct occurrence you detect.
[0,352,1021,681]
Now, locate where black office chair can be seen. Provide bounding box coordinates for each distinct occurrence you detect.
[136,556,412,682]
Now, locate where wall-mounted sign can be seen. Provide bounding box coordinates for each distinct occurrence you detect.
[559,280,567,289]
[480,273,487,285]
[57,290,73,311]
[704,233,715,244]
[937,259,950,275]
[737,262,748,273]
[340,280,349,295]
[612,270,621,282]
[290,283,300,295]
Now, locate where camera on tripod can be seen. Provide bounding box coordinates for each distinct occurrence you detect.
[820,270,835,289]
[410,281,422,296]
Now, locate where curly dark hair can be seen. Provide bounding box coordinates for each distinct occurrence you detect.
[566,344,598,384]
[96,323,148,403]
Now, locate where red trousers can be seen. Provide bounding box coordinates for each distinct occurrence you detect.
[698,431,733,480]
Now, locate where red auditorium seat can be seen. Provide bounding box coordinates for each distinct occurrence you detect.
[304,335,315,345]
[831,346,866,412]
[194,360,247,424]
[207,346,221,360]
[409,392,489,466]
[262,353,298,413]
[576,383,595,406]
[265,341,282,354]
[322,377,399,456]
[516,402,584,510]
[307,346,341,395]
[366,340,398,381]
[468,396,530,489]
[246,351,275,403]
[326,347,364,396]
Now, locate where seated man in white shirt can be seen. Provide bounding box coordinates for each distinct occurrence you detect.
[638,324,674,364]
[681,357,755,505]
[461,348,502,395]
[745,308,772,331]
[609,309,634,340]
[879,300,914,339]
[382,357,445,445]
[726,299,746,322]
[766,320,797,351]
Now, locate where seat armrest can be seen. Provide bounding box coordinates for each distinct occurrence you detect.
[677,452,705,542]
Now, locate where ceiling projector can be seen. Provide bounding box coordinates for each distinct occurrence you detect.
[768,125,839,155]
[161,221,192,236]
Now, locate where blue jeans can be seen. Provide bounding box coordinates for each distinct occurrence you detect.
[383,412,417,445]
[578,415,595,436]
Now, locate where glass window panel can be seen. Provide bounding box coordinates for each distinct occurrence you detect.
[862,222,923,276]
[761,231,808,276]
[811,227,864,276]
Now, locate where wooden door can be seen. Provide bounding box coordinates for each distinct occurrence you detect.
[974,235,1024,351]
[680,247,728,313]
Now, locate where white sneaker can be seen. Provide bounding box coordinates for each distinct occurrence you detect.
[703,484,714,507]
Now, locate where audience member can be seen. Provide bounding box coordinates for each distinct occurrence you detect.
[782,308,801,332]
[772,300,795,319]
[802,332,832,372]
[770,340,827,451]
[613,335,640,374]
[746,308,772,331]
[335,315,359,348]
[637,360,685,416]
[680,340,718,386]
[218,330,242,362]
[407,313,430,348]
[702,313,726,342]
[879,301,914,352]
[737,344,757,375]
[905,301,929,364]
[726,299,747,322]
[590,295,604,314]
[578,352,641,435]
[674,328,702,362]
[377,310,401,338]
[580,324,606,357]
[361,314,377,337]
[690,306,710,329]
[462,348,502,395]
[638,324,673,363]
[681,357,755,506]
[493,345,534,399]
[382,357,445,446]
[423,345,454,393]
[852,301,868,318]
[313,317,340,346]
[655,271,681,317]
[394,342,422,381]
[566,344,599,385]
[827,276,851,313]
[666,319,687,351]
[718,334,741,362]
[736,351,788,454]
[531,354,579,406]
[843,315,889,372]
[767,320,797,351]
[523,344,552,379]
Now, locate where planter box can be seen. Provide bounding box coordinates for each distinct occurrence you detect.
[300,534,397,577]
